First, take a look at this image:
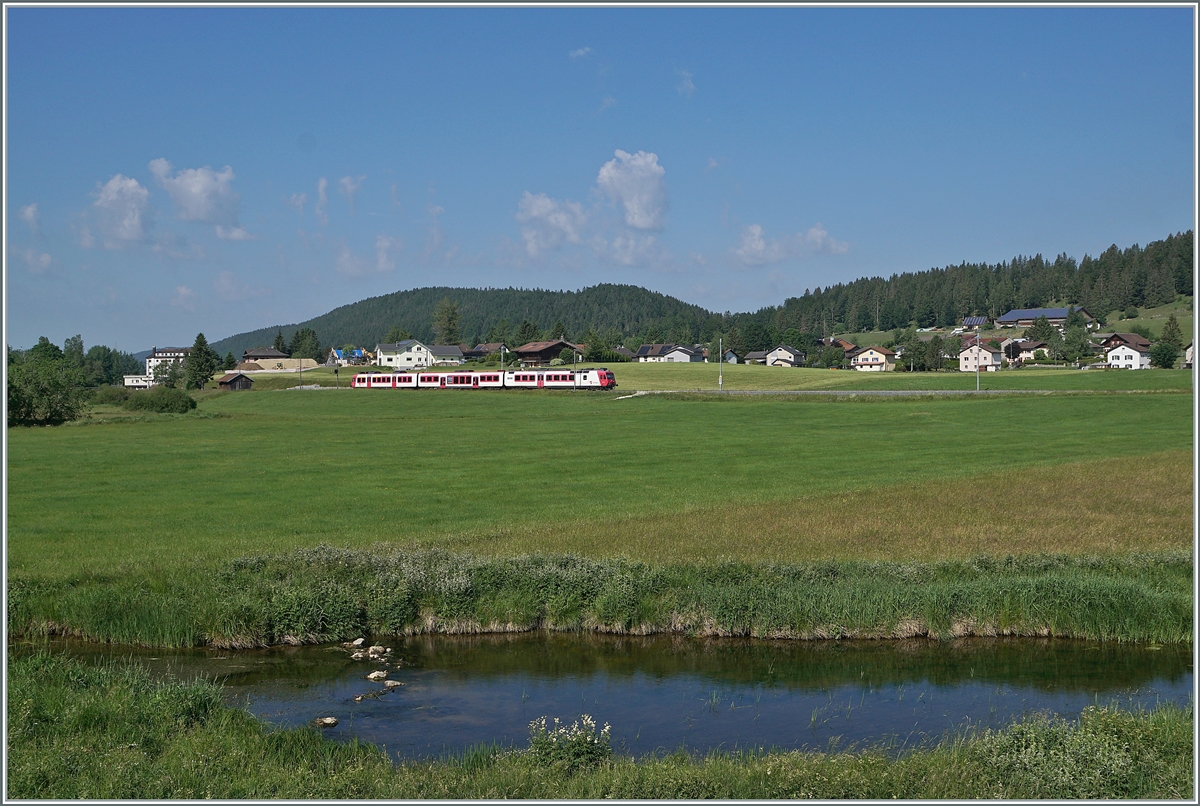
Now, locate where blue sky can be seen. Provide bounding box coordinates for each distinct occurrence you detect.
[6,6,1195,351]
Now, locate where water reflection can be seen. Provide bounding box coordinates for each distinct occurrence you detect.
[12,633,1192,760]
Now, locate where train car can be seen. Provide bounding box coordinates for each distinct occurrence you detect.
[352,367,616,389]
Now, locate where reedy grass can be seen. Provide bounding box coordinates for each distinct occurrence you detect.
[6,652,1193,799]
[9,548,1192,648]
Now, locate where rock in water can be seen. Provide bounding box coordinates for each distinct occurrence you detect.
[314,716,339,728]
[383,680,404,689]
[366,670,388,681]
[351,638,365,647]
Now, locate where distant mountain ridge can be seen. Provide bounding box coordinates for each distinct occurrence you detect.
[209,284,720,357]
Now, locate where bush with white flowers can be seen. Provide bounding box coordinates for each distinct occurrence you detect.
[527,714,612,771]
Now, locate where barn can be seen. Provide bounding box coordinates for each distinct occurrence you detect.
[217,372,254,391]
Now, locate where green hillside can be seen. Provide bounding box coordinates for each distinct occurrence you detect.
[211,284,720,356]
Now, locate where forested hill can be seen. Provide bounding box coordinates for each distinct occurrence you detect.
[210,284,720,357]
[745,230,1193,335]
[211,230,1192,355]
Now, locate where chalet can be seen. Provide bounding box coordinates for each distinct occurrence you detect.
[217,372,254,391]
[1106,343,1151,370]
[850,346,896,372]
[743,350,769,364]
[613,346,636,360]
[242,347,288,365]
[721,349,739,363]
[765,345,805,367]
[634,343,677,362]
[662,345,703,362]
[376,340,432,368]
[959,344,1002,372]
[996,307,1094,329]
[1016,340,1049,362]
[515,339,578,367]
[474,342,508,356]
[1100,333,1152,352]
[429,344,465,366]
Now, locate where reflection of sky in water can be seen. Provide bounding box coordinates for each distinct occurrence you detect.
[17,636,1192,760]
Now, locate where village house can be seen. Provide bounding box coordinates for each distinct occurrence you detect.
[1106,343,1151,370]
[429,344,465,366]
[325,348,367,367]
[721,349,739,363]
[743,350,769,364]
[1100,333,1152,353]
[959,344,1002,372]
[376,339,433,368]
[634,343,677,362]
[242,347,289,366]
[765,345,805,367]
[515,339,578,367]
[662,345,703,362]
[1016,340,1049,362]
[850,346,896,371]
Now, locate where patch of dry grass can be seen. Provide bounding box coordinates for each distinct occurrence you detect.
[446,450,1193,563]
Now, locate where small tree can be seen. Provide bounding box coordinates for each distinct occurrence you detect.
[549,320,568,341]
[1150,342,1179,369]
[1024,315,1057,343]
[272,329,287,353]
[1160,313,1183,351]
[7,354,87,426]
[154,360,185,389]
[222,352,238,371]
[515,319,541,346]
[288,328,321,361]
[431,298,461,345]
[384,326,412,343]
[1124,307,1139,320]
[185,333,220,390]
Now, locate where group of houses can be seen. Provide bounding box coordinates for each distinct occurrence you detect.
[123,306,1189,390]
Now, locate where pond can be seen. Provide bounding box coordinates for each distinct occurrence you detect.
[13,633,1192,760]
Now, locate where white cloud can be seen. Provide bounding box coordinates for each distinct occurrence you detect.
[316,177,329,225]
[287,192,307,216]
[676,69,695,97]
[735,224,788,266]
[706,157,719,171]
[216,225,253,241]
[213,270,267,301]
[596,149,667,230]
[335,236,400,278]
[569,47,592,60]
[390,183,403,209]
[339,175,365,214]
[800,223,849,255]
[515,191,587,257]
[78,226,95,248]
[171,285,197,311]
[19,203,40,234]
[17,247,51,272]
[598,96,617,112]
[735,223,848,266]
[149,159,244,239]
[592,233,672,269]
[92,174,152,247]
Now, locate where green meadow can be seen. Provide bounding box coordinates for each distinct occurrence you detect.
[244,363,1194,393]
[6,387,1192,578]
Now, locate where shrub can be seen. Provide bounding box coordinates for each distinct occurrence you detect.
[7,358,88,426]
[526,714,612,772]
[1150,342,1179,369]
[122,386,197,414]
[90,386,131,405]
[1124,306,1139,320]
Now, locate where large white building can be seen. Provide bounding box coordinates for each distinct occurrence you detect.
[850,347,895,372]
[959,344,1002,372]
[376,340,433,368]
[1106,343,1150,370]
[124,346,191,388]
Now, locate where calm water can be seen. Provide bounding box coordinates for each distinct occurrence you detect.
[13,634,1192,760]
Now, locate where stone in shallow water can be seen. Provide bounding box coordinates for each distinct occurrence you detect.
[384,680,404,689]
[313,716,339,728]
[351,638,365,647]
[366,670,388,681]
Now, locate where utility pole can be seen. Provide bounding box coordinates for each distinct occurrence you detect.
[719,336,723,391]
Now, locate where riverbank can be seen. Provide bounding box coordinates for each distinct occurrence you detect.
[8,548,1192,648]
[7,652,1192,799]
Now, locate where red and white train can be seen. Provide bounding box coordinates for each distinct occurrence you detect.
[352,367,617,390]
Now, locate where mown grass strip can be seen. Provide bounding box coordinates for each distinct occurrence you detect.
[7,653,1192,799]
[9,549,1192,648]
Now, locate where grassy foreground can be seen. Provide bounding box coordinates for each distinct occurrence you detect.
[7,391,1192,577]
[9,548,1192,647]
[7,653,1193,799]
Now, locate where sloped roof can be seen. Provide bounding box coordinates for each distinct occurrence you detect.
[635,343,676,357]
[429,344,464,357]
[997,307,1092,323]
[243,347,288,359]
[962,316,989,327]
[515,339,577,354]
[217,372,253,384]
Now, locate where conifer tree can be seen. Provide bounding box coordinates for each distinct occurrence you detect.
[185,333,220,390]
[1160,313,1183,351]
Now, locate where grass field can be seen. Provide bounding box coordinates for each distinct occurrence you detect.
[7,386,1192,578]
[8,653,1193,799]
[235,363,1193,393]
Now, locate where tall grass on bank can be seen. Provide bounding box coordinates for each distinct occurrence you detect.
[9,548,1192,648]
[7,653,1193,799]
